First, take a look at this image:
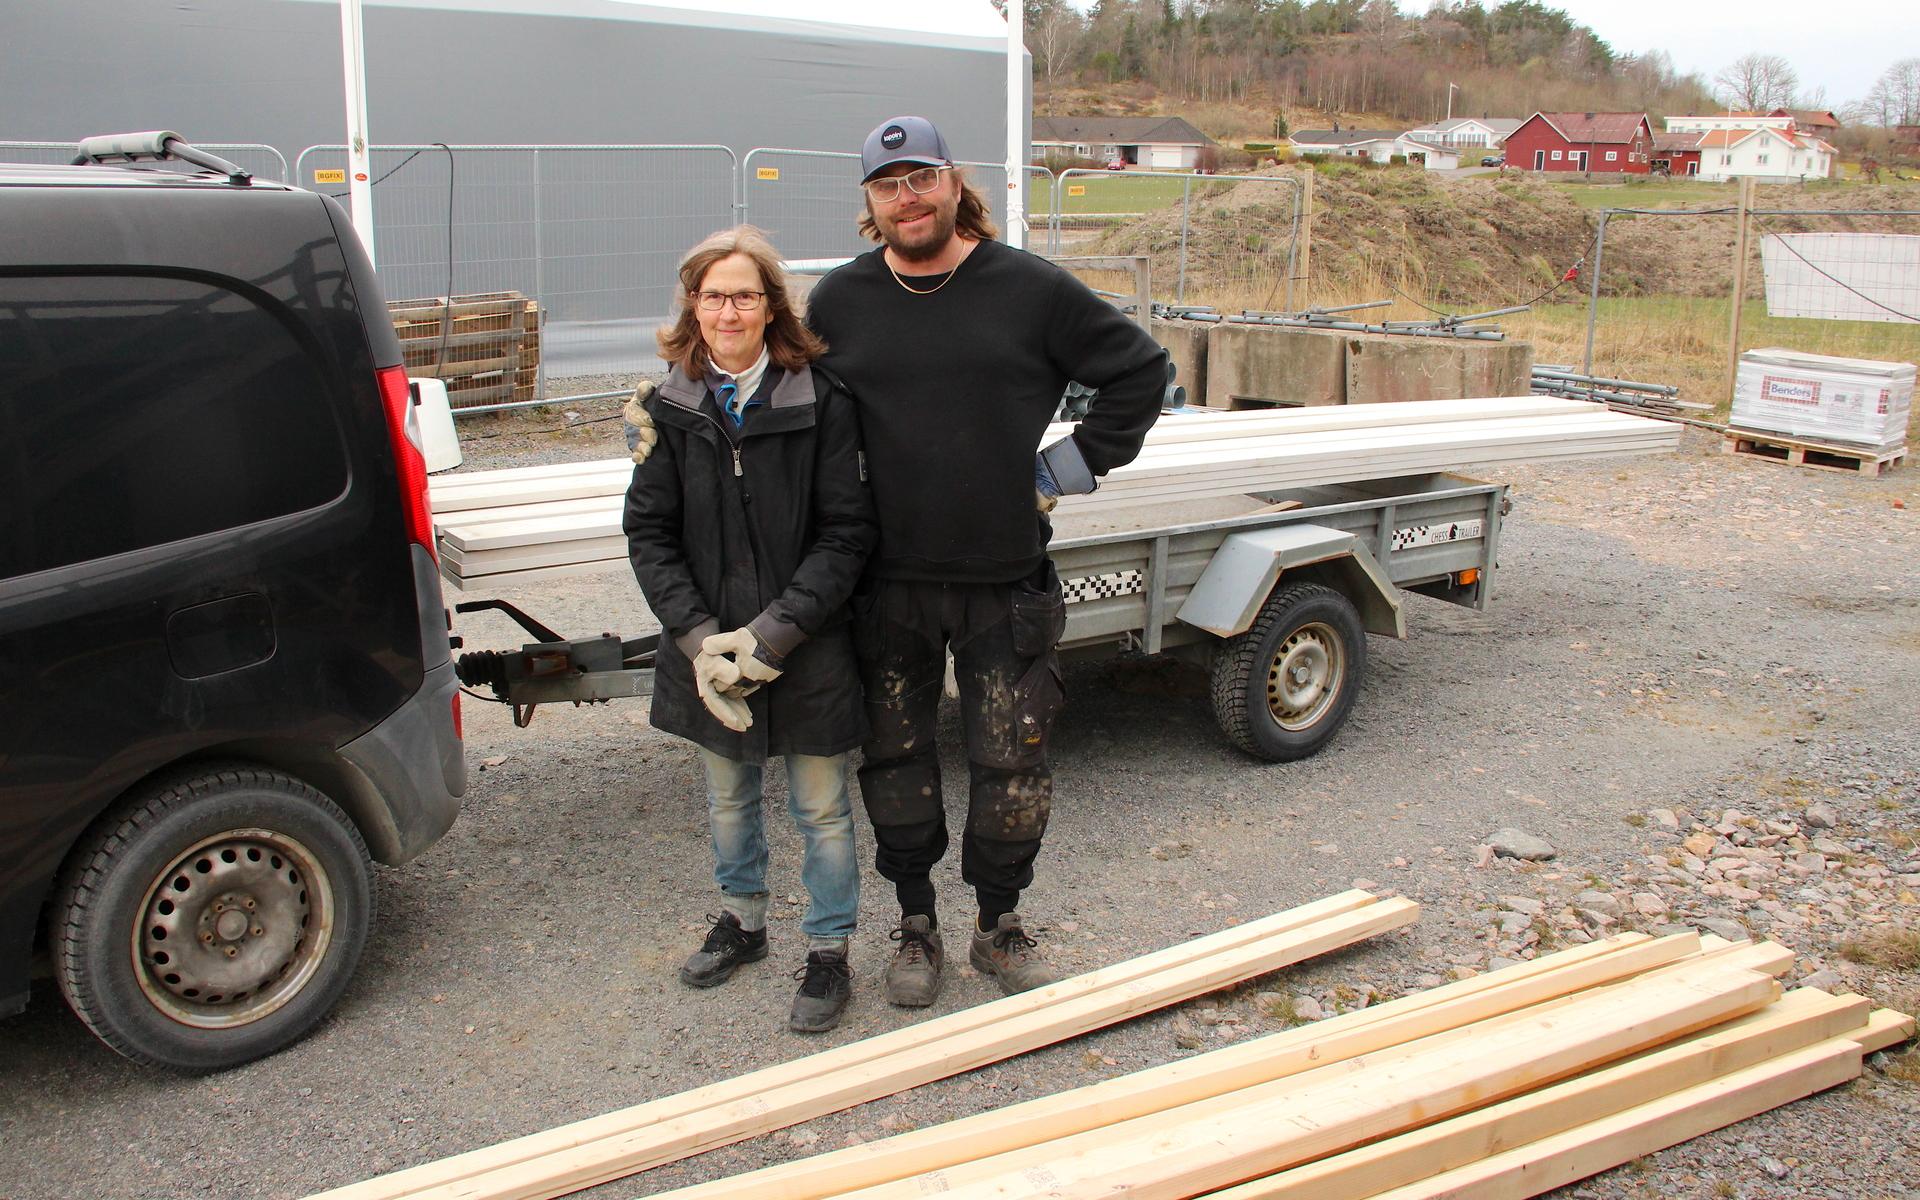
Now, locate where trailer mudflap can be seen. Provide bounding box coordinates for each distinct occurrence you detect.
[1175,523,1405,639]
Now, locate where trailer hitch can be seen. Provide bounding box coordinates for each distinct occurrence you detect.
[452,600,658,727]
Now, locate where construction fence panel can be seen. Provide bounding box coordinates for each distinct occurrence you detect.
[294,143,737,409]
[0,140,291,182]
[1574,202,1920,437]
[1050,169,1303,310]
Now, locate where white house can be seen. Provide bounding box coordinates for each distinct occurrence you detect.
[1400,117,1523,151]
[1289,129,1404,163]
[1665,111,1795,135]
[1031,116,1215,170]
[1695,127,1835,182]
[1396,137,1460,170]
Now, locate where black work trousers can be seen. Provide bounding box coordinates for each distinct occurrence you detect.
[852,564,1067,919]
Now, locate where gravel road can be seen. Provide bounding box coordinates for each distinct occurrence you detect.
[2,406,1915,1200]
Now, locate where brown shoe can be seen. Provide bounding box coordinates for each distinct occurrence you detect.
[969,913,1059,995]
[883,915,943,1007]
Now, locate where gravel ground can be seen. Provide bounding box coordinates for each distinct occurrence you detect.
[2,410,1915,1200]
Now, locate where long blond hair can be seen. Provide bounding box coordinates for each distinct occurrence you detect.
[857,166,1000,244]
[656,225,825,379]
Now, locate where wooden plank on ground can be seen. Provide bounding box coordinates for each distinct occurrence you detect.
[647,934,1697,1200]
[1355,1039,1865,1200]
[1208,988,1871,1200]
[305,892,1411,1200]
[852,964,1781,1200]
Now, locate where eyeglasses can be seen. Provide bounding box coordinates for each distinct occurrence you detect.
[863,165,950,203]
[695,290,765,312]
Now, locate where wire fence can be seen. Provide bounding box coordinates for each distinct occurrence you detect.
[1570,195,1920,441]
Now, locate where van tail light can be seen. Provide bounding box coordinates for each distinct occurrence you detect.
[375,365,436,561]
[450,692,463,741]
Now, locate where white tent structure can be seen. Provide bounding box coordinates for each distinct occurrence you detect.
[1,0,1020,173]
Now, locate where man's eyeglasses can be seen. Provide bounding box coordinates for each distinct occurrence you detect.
[695,290,765,312]
[863,165,950,203]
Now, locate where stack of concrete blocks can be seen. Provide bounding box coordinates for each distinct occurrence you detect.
[1151,320,1534,411]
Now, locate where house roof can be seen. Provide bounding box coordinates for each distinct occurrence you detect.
[1695,127,1796,150]
[1397,138,1455,156]
[1031,116,1214,146]
[1290,129,1404,147]
[1773,108,1841,128]
[1526,112,1651,144]
[1652,131,1703,152]
[1406,117,1524,135]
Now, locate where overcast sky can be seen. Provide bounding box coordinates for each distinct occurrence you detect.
[1540,0,1912,107]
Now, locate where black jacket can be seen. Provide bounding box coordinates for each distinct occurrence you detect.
[623,363,876,761]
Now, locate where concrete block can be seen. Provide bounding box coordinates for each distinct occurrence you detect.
[1151,319,1208,407]
[1203,324,1346,409]
[1344,334,1534,404]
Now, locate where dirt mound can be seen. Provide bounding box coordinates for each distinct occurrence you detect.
[1087,169,1920,310]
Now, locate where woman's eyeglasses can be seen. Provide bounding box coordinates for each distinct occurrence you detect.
[695,290,765,312]
[863,165,950,203]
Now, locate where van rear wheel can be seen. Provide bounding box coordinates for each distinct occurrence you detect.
[1210,582,1366,762]
[51,764,373,1071]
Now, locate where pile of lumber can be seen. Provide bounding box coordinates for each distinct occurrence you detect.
[429,396,1678,588]
[391,291,541,409]
[647,933,1908,1200]
[308,891,1418,1200]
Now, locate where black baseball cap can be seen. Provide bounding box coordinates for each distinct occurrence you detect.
[860,116,952,183]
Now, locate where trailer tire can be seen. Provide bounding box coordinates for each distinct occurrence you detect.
[50,763,374,1071]
[1210,581,1365,762]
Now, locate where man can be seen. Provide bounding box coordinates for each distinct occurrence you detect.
[802,116,1166,1005]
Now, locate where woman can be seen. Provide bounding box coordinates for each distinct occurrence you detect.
[623,226,876,1034]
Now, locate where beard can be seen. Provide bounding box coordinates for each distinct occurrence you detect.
[876,197,959,263]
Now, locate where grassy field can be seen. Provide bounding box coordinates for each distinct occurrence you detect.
[1030,173,1196,215]
[1547,175,1889,211]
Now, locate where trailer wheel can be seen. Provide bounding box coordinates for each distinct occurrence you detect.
[50,764,373,1071]
[1210,581,1366,762]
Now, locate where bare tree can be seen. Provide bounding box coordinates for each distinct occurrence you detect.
[1029,1,1086,113]
[1873,57,1920,126]
[1715,53,1799,111]
[1359,0,1403,53]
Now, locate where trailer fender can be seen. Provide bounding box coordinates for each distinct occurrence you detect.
[1176,524,1405,640]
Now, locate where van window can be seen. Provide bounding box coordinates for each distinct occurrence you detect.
[0,275,349,578]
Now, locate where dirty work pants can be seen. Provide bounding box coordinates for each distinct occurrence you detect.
[852,567,1067,919]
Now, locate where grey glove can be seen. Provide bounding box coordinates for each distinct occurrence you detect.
[623,380,659,465]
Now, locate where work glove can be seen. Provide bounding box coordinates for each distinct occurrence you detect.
[623,380,659,465]
[701,627,786,691]
[693,651,754,732]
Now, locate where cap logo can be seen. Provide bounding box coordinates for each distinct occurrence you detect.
[881,125,907,150]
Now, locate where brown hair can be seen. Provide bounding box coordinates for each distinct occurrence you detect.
[656,225,826,378]
[857,166,1000,244]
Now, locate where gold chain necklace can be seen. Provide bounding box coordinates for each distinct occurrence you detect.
[885,242,971,296]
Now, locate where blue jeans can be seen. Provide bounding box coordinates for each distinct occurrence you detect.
[698,748,858,941]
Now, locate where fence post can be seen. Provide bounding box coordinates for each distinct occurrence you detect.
[1298,167,1315,310]
[1583,209,1609,377]
[532,147,546,402]
[1725,176,1755,405]
[1177,174,1192,305]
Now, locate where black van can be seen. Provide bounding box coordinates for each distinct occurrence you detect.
[0,136,465,1070]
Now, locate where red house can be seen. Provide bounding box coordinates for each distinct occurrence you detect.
[1505,112,1654,174]
[1650,130,1703,176]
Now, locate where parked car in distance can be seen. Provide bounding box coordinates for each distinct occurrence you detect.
[1481,154,1505,167]
[1106,157,1127,170]
[0,133,465,1071]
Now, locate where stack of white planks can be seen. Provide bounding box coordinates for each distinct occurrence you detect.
[429,397,1679,589]
[307,891,1418,1200]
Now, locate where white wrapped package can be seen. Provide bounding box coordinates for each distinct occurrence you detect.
[1731,348,1913,451]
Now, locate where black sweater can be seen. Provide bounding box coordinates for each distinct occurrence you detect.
[806,238,1167,582]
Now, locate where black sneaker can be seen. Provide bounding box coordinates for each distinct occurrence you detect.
[680,912,768,988]
[789,950,853,1034]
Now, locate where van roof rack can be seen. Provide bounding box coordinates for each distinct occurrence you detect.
[73,131,252,186]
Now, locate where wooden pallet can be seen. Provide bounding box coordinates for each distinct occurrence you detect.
[388,291,542,408]
[1723,429,1907,477]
